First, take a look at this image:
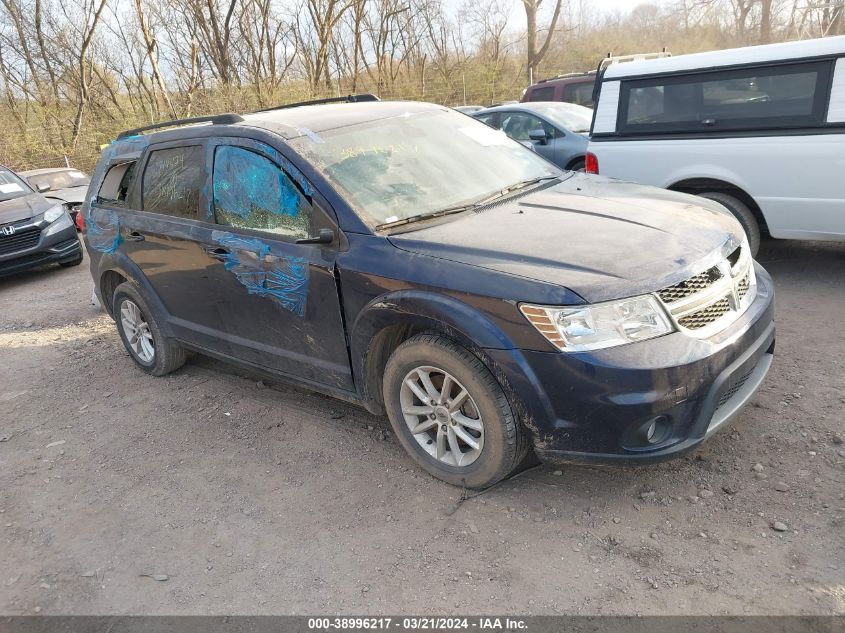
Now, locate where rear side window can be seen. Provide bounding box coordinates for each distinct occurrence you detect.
[212,145,311,240]
[142,146,205,219]
[528,86,555,101]
[620,61,832,134]
[98,162,136,205]
[564,81,595,107]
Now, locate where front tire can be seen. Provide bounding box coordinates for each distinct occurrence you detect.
[383,333,527,489]
[698,192,761,256]
[112,282,187,376]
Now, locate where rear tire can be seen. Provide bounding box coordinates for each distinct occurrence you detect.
[383,333,527,489]
[567,158,586,172]
[112,282,187,376]
[698,192,760,256]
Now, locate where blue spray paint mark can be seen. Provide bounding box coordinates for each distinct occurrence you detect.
[212,230,310,317]
[87,208,123,254]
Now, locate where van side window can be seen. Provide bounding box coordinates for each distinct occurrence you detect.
[212,145,311,240]
[621,61,832,133]
[98,161,136,205]
[564,82,595,107]
[528,86,555,101]
[142,146,204,219]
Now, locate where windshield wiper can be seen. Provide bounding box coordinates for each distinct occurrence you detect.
[375,203,478,230]
[374,175,559,231]
[475,175,559,206]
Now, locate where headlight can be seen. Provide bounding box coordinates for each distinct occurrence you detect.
[520,295,674,352]
[43,205,66,223]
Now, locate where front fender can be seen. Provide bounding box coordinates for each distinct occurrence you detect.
[349,289,523,407]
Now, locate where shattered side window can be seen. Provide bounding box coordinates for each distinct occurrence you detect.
[212,145,311,240]
[98,161,136,205]
[142,146,204,219]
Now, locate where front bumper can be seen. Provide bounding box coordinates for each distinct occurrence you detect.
[487,262,775,465]
[0,215,81,277]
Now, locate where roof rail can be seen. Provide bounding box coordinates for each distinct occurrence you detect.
[538,70,596,83]
[116,113,244,140]
[254,93,379,113]
[599,50,672,70]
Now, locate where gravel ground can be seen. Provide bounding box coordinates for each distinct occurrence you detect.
[0,239,843,615]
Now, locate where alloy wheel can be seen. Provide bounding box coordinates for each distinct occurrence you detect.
[120,299,155,363]
[399,365,484,467]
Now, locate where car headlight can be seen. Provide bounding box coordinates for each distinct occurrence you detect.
[520,295,674,352]
[43,204,66,223]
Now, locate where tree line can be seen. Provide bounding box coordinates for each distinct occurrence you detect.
[0,0,842,170]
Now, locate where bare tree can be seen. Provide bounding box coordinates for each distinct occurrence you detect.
[522,0,563,83]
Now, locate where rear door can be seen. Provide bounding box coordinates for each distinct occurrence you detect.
[118,140,223,348]
[200,138,352,390]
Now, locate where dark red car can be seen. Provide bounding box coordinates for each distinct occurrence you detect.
[521,72,596,107]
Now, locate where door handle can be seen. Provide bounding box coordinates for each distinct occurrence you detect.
[125,231,145,242]
[203,246,230,260]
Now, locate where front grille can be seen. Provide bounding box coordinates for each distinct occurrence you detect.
[677,297,731,330]
[657,240,756,336]
[0,225,41,255]
[717,365,755,409]
[736,271,750,301]
[657,265,723,303]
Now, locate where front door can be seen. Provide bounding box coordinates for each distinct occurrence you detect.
[200,138,352,391]
[499,111,557,163]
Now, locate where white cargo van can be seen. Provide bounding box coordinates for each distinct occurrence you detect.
[586,36,845,254]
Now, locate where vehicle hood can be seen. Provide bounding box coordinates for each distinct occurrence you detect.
[45,186,87,205]
[387,173,743,304]
[0,193,55,225]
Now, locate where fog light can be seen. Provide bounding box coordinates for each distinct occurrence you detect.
[642,415,670,445]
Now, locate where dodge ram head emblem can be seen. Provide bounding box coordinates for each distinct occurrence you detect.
[1,225,16,236]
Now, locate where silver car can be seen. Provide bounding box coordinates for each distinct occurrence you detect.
[472,102,592,171]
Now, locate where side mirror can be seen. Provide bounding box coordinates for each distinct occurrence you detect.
[528,129,549,145]
[296,228,334,245]
[36,182,51,193]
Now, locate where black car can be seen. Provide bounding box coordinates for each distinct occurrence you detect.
[82,98,775,488]
[0,165,83,277]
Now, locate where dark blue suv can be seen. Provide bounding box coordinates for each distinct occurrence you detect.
[82,97,775,488]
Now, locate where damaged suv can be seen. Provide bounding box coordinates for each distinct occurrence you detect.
[83,98,775,488]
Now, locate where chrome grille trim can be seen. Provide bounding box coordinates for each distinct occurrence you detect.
[657,265,723,303]
[656,238,756,337]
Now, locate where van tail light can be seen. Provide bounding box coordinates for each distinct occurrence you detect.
[585,152,599,174]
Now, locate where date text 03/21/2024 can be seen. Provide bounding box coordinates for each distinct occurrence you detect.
[307,617,528,631]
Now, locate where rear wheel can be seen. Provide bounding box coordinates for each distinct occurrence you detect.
[698,192,761,256]
[383,333,527,489]
[112,282,187,376]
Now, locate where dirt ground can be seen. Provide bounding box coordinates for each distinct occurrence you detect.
[0,239,843,616]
